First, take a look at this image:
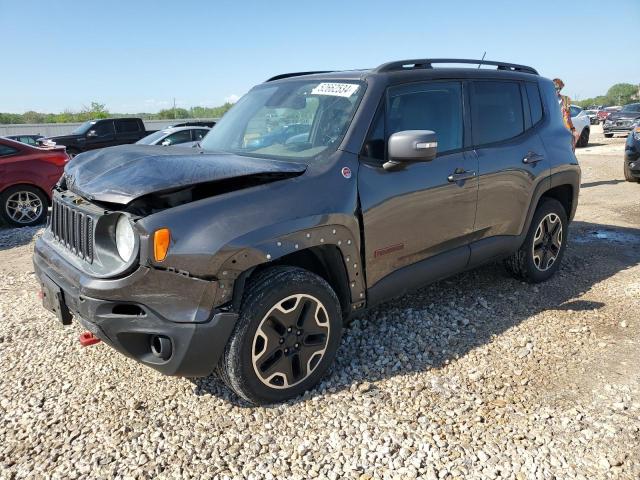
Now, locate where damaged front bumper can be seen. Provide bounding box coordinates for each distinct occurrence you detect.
[33,235,237,377]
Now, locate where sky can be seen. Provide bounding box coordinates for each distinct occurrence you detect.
[1,0,638,114]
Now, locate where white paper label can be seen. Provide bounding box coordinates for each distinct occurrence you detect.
[311,83,359,97]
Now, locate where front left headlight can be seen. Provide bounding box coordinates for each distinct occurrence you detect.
[115,215,136,262]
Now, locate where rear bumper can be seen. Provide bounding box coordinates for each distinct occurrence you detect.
[33,236,237,377]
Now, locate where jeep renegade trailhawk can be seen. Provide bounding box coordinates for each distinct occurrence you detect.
[34,58,580,404]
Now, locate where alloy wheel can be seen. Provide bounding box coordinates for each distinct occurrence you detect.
[252,294,330,389]
[5,191,43,224]
[532,213,563,271]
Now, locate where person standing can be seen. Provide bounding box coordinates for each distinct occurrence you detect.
[553,78,577,149]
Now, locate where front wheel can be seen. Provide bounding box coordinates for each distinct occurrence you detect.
[505,198,568,283]
[218,266,343,405]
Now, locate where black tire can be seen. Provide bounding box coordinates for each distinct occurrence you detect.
[624,162,639,183]
[219,266,343,405]
[576,128,589,148]
[0,185,48,227]
[604,133,613,138]
[505,198,568,283]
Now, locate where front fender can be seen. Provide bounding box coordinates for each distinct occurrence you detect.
[212,217,365,307]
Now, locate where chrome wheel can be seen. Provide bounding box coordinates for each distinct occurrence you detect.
[252,294,330,389]
[5,191,43,224]
[532,213,563,271]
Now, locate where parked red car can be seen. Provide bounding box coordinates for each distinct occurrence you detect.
[597,106,621,124]
[0,137,68,227]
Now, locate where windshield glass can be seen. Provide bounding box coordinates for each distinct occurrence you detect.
[200,80,365,161]
[136,130,169,145]
[622,103,640,113]
[71,121,95,135]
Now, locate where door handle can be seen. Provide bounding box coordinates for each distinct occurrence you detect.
[523,152,545,164]
[447,170,477,182]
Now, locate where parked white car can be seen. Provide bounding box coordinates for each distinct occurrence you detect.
[135,126,210,148]
[570,105,590,148]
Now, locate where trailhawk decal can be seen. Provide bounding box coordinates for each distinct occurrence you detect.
[311,83,360,98]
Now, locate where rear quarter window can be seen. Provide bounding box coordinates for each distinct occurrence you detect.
[525,83,544,126]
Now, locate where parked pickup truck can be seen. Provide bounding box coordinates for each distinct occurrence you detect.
[45,118,155,158]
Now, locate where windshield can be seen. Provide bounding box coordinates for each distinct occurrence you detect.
[200,80,365,161]
[71,121,95,135]
[622,103,640,113]
[136,130,169,145]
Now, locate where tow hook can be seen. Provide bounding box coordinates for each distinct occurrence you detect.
[79,331,101,347]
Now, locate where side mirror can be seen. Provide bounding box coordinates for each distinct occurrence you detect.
[86,130,97,138]
[384,130,438,170]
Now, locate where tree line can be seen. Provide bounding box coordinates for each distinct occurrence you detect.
[0,102,234,125]
[574,83,639,108]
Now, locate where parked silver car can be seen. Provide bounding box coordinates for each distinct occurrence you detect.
[136,126,210,148]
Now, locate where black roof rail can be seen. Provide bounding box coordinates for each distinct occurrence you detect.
[266,71,334,82]
[375,58,538,75]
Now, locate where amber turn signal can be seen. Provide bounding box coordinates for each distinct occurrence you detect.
[153,228,171,262]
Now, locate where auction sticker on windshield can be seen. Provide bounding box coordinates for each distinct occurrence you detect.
[311,83,359,98]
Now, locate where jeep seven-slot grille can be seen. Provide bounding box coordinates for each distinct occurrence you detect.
[50,197,94,263]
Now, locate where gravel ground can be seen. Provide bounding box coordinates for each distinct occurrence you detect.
[1,126,639,479]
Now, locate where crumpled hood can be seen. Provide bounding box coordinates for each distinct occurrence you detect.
[63,145,307,204]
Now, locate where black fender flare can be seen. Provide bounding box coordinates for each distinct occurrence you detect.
[516,167,580,248]
[213,220,366,311]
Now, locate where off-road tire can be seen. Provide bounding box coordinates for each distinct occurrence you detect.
[218,266,343,405]
[505,198,568,283]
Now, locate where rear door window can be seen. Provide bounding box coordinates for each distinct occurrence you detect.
[470,81,524,146]
[116,119,142,133]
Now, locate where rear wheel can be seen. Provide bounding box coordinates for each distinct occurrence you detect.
[505,198,568,283]
[576,128,589,148]
[218,266,343,405]
[0,185,48,227]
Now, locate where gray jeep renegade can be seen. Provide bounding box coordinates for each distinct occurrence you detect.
[33,58,580,404]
